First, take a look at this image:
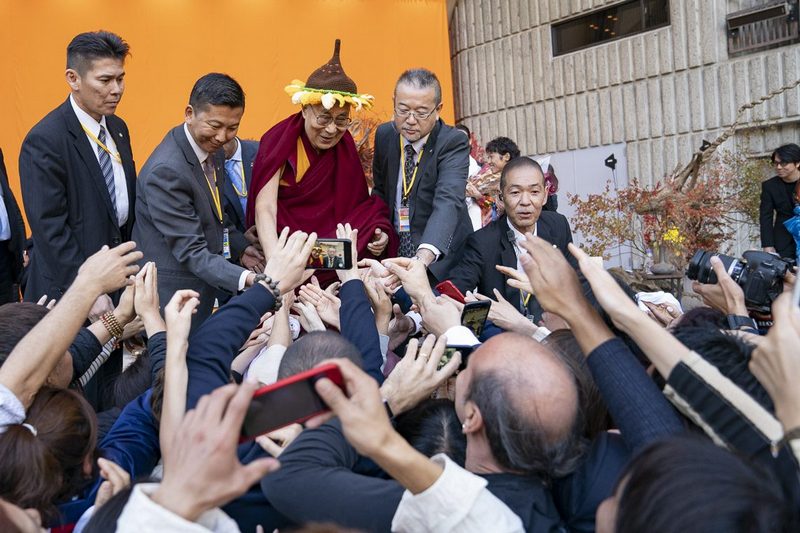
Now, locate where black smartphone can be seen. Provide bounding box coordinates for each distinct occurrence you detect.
[306,238,353,270]
[439,345,476,371]
[241,363,345,440]
[461,300,491,338]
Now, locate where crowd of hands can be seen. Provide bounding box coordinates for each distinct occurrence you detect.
[7,220,800,528]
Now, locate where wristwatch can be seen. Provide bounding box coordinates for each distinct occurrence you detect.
[726,314,758,332]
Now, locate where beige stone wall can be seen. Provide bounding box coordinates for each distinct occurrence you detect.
[450,0,800,185]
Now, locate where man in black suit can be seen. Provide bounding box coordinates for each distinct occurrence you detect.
[448,157,575,321]
[760,143,800,260]
[0,149,26,304]
[133,74,261,329]
[19,31,136,316]
[372,69,471,282]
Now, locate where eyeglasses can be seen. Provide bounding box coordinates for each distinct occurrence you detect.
[775,160,795,168]
[394,106,439,121]
[306,106,352,129]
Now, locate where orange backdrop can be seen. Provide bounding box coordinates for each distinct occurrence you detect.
[0,0,454,230]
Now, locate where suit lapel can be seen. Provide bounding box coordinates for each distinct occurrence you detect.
[386,128,401,215]
[408,120,442,213]
[174,126,223,224]
[62,100,118,226]
[498,217,522,309]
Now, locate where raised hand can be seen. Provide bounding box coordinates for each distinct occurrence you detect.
[263,228,317,294]
[335,223,359,284]
[380,335,461,416]
[152,382,281,522]
[367,228,389,257]
[298,283,341,330]
[76,241,142,297]
[749,292,800,432]
[691,256,748,316]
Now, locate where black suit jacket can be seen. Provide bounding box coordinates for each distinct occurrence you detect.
[448,212,575,320]
[759,175,797,258]
[0,148,26,283]
[372,120,471,281]
[19,97,136,300]
[222,139,258,234]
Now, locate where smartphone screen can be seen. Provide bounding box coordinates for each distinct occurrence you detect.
[241,364,343,439]
[306,239,353,270]
[461,301,491,337]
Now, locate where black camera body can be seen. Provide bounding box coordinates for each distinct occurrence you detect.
[686,250,790,314]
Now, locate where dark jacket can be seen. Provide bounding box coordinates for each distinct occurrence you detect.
[372,120,472,282]
[19,97,136,301]
[759,175,798,259]
[0,148,26,285]
[448,213,575,321]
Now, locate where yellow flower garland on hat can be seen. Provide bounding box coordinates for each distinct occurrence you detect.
[285,79,374,111]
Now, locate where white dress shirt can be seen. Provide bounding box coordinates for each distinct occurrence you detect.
[395,134,441,259]
[391,453,524,533]
[183,125,249,291]
[506,218,537,273]
[70,94,129,226]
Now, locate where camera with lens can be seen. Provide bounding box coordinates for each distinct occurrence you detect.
[686,250,790,314]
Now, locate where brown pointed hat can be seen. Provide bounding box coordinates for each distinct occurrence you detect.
[285,39,374,110]
[306,39,357,94]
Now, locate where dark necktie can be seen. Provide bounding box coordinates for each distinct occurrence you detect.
[97,126,118,221]
[398,144,417,258]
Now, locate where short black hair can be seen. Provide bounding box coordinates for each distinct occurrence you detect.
[455,124,471,138]
[771,143,800,165]
[394,399,466,466]
[278,331,362,380]
[189,73,245,112]
[499,156,543,193]
[66,31,130,75]
[485,137,520,159]
[616,436,795,532]
[396,69,442,105]
[0,303,49,367]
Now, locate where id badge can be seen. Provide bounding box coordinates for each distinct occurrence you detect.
[398,206,411,233]
[222,228,232,259]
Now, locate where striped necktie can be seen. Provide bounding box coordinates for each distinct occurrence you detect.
[97,126,118,221]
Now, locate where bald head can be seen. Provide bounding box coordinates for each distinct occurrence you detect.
[464,333,583,478]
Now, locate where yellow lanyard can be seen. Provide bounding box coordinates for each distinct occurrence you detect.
[523,293,531,307]
[230,161,248,197]
[400,137,424,203]
[81,124,122,164]
[203,165,223,223]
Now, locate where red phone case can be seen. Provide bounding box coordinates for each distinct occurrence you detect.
[436,280,466,304]
[240,363,345,441]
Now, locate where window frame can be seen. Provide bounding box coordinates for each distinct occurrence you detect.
[551,0,671,57]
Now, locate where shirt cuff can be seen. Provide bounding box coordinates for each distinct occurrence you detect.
[417,243,442,261]
[444,326,481,347]
[237,269,250,292]
[532,326,551,342]
[407,311,423,335]
[379,334,389,371]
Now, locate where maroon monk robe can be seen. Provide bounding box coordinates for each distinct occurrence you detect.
[247,112,398,261]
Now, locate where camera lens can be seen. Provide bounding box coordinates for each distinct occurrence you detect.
[686,250,739,284]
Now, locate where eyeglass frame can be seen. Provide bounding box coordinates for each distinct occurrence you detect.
[774,159,797,168]
[394,103,442,122]
[304,105,352,129]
